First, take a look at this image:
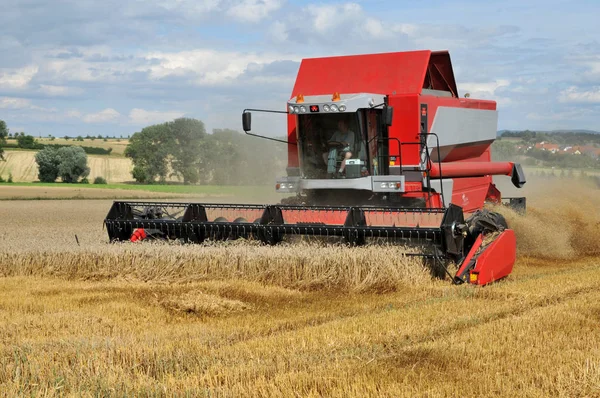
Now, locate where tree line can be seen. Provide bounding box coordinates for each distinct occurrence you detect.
[500,130,600,145]
[492,140,599,169]
[125,118,287,185]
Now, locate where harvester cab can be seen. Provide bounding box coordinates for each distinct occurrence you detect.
[105,50,526,286]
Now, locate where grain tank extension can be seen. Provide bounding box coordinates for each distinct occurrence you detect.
[105,50,526,285]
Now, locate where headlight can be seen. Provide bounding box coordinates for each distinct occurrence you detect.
[293,106,300,114]
[380,182,387,189]
[288,184,294,190]
[288,105,294,113]
[330,104,338,112]
[339,104,346,112]
[299,106,306,113]
[323,104,330,112]
[280,183,287,189]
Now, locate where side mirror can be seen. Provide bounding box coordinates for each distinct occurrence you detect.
[383,106,394,127]
[242,112,252,132]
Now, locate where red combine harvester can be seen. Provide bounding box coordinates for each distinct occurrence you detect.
[105,50,526,285]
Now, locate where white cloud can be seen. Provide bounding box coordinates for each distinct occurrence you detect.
[308,3,362,34]
[268,21,288,42]
[153,0,222,14]
[460,79,511,97]
[39,84,83,96]
[143,49,296,85]
[364,18,387,39]
[83,108,121,123]
[227,0,282,23]
[65,109,83,118]
[128,108,185,125]
[0,65,38,89]
[559,86,600,103]
[0,97,31,109]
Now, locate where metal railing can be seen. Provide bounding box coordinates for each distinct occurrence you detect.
[368,133,446,207]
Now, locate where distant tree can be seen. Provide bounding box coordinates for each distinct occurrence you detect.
[168,118,206,184]
[0,120,7,160]
[63,135,70,141]
[57,146,90,183]
[76,136,84,141]
[35,147,61,182]
[16,134,38,149]
[125,124,174,183]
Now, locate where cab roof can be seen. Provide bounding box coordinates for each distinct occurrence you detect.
[291,50,458,99]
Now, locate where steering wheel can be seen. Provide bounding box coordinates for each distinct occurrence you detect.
[327,140,346,148]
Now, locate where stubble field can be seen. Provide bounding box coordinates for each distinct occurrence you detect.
[0,181,599,396]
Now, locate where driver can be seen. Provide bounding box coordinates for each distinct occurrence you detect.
[322,119,355,177]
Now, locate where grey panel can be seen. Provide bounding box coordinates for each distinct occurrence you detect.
[372,175,406,192]
[421,89,453,98]
[275,176,408,193]
[301,177,374,191]
[427,179,454,207]
[426,107,498,162]
[276,176,301,193]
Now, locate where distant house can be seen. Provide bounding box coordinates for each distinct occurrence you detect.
[564,146,582,155]
[580,146,600,159]
[534,142,560,153]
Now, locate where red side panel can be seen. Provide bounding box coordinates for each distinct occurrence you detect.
[449,149,494,213]
[388,94,421,165]
[470,230,516,285]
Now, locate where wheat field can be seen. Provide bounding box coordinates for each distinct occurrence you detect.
[0,181,599,396]
[0,150,133,183]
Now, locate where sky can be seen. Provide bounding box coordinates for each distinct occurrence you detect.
[1,0,600,137]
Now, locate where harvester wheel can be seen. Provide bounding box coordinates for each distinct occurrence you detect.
[466,210,508,237]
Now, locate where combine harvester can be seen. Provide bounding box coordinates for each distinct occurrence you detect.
[105,50,526,285]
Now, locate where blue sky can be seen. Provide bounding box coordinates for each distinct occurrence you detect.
[1,0,599,137]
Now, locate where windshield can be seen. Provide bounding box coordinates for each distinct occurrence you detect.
[297,113,367,178]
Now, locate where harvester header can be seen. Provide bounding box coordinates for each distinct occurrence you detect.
[106,49,526,286]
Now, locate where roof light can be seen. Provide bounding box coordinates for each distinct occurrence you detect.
[293,106,300,114]
[330,104,338,112]
[300,106,306,113]
[288,105,294,113]
[332,92,341,101]
[339,104,346,112]
[323,104,330,112]
[296,94,305,103]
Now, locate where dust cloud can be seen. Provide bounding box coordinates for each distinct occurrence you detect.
[495,172,600,259]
